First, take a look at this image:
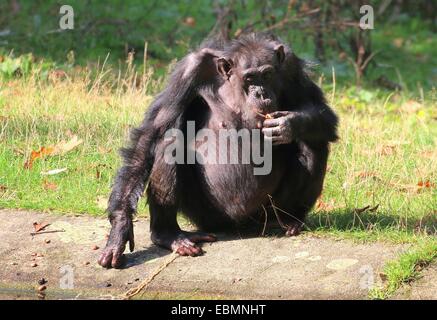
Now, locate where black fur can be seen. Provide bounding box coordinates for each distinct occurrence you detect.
[98,33,338,268]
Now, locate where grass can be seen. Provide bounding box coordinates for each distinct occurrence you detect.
[369,240,437,299]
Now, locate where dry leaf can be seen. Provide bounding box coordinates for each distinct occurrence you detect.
[355,171,380,181]
[24,146,55,169]
[33,222,50,233]
[43,180,57,191]
[392,38,404,48]
[417,180,435,189]
[52,135,83,155]
[420,150,437,160]
[24,136,82,169]
[316,199,336,211]
[41,168,67,175]
[355,205,370,214]
[376,145,396,156]
[183,16,196,27]
[97,146,112,154]
[401,100,422,113]
[355,204,379,214]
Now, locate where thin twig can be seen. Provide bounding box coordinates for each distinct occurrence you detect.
[261,204,268,236]
[30,229,65,236]
[123,251,179,299]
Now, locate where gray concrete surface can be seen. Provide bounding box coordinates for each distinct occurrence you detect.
[0,209,410,300]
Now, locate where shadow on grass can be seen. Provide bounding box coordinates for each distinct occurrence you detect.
[306,209,436,235]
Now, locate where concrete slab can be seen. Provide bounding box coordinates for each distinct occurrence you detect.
[0,209,407,300]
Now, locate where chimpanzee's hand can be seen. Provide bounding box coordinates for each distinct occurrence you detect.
[98,216,134,269]
[262,111,295,145]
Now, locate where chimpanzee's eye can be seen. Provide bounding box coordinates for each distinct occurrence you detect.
[244,75,254,83]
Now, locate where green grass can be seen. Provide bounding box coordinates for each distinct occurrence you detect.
[369,240,437,299]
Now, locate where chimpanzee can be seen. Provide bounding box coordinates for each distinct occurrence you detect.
[98,33,338,268]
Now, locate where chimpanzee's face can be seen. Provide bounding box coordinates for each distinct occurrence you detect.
[217,44,285,115]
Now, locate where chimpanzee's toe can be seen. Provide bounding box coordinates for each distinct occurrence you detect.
[98,246,126,269]
[285,223,303,237]
[152,230,217,256]
[172,239,204,256]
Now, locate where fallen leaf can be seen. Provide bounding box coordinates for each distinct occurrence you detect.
[392,38,404,48]
[376,145,396,156]
[355,204,379,214]
[401,100,422,113]
[369,204,379,212]
[420,150,437,160]
[24,146,55,169]
[96,167,101,179]
[416,180,435,193]
[355,205,370,214]
[316,199,336,211]
[52,135,83,155]
[33,222,50,233]
[97,146,112,154]
[43,180,57,191]
[355,171,380,181]
[41,168,67,176]
[183,16,196,27]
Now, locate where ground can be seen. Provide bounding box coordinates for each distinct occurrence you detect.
[1,209,435,300]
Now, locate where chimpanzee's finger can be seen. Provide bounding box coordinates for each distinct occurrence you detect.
[267,111,289,118]
[98,249,113,268]
[262,127,281,137]
[129,228,135,252]
[263,118,283,128]
[111,248,125,269]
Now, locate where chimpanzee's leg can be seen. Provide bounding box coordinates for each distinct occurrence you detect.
[147,144,216,257]
[273,141,328,236]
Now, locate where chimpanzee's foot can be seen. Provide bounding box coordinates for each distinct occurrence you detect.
[284,221,303,237]
[151,231,217,257]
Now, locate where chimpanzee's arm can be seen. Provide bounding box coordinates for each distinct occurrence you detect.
[262,81,338,145]
[262,104,338,144]
[98,48,219,268]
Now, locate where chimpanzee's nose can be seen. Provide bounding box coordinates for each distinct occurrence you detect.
[254,87,266,99]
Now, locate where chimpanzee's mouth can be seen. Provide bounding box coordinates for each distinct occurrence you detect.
[253,100,275,114]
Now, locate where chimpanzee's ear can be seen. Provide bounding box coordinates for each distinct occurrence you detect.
[274,45,285,64]
[217,57,233,79]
